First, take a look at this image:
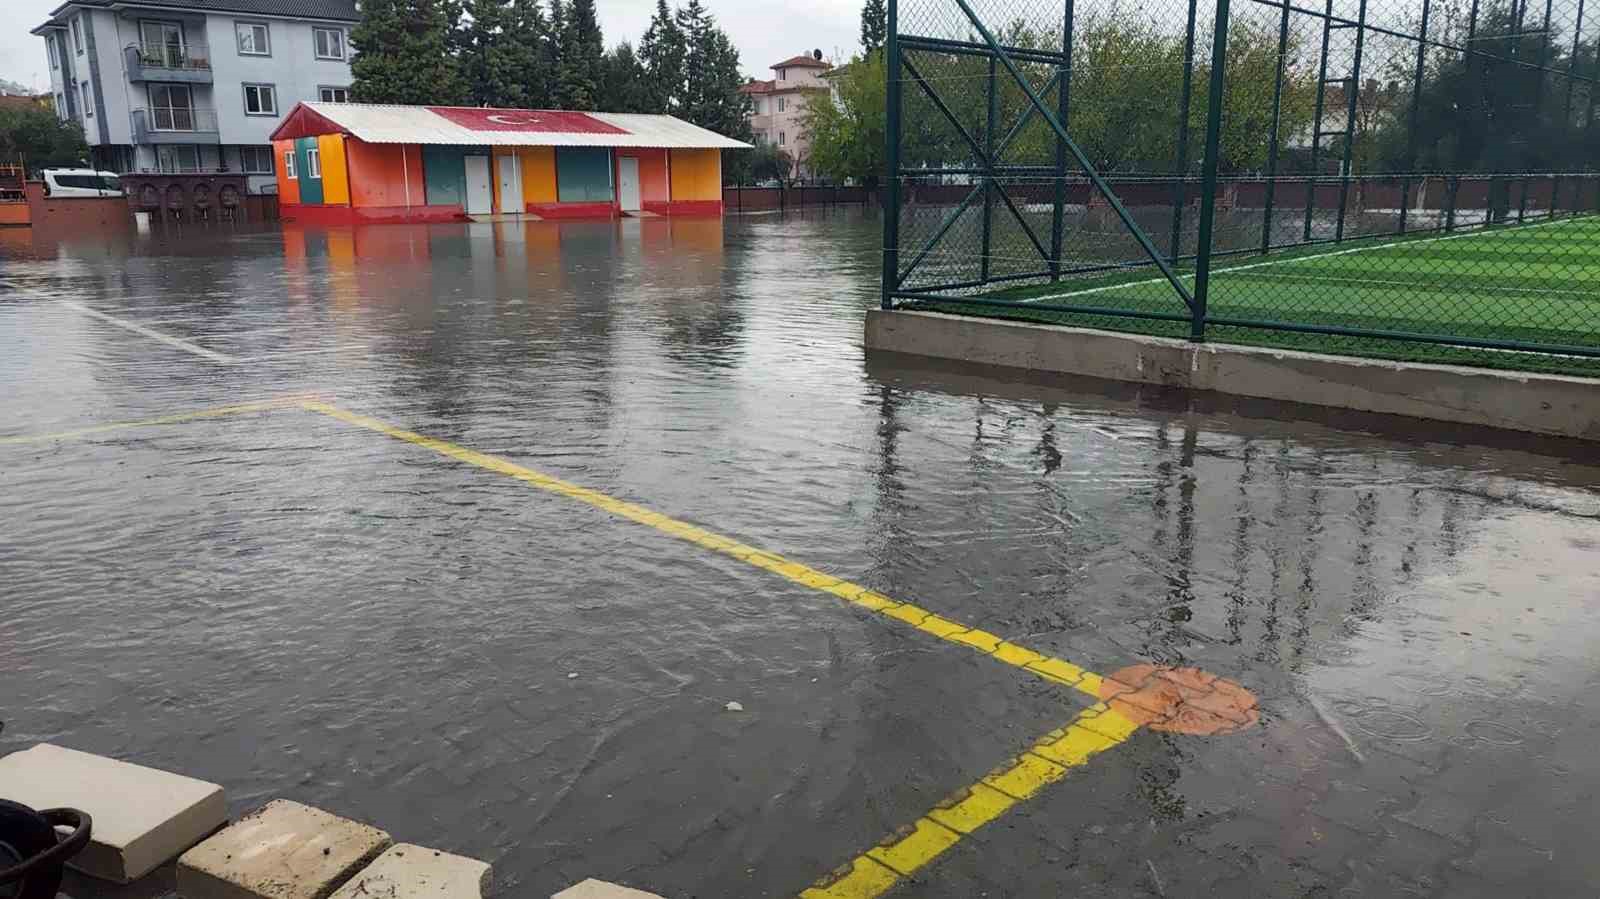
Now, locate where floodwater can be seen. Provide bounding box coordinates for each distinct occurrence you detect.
[2,212,1599,898]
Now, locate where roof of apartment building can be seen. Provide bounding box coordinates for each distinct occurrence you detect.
[33,0,358,31]
[772,54,831,70]
[270,102,753,149]
[740,53,833,96]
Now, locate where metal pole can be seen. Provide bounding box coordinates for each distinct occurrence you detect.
[881,0,902,309]
[1170,0,1201,261]
[1192,0,1234,342]
[1445,174,1458,231]
[1305,0,1335,241]
[1261,1,1291,253]
[1401,0,1431,235]
[1564,0,1586,133]
[1334,0,1368,243]
[981,55,997,283]
[1050,0,1074,280]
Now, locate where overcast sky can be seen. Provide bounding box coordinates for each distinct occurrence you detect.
[0,0,862,94]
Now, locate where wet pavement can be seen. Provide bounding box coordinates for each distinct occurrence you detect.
[2,212,1599,898]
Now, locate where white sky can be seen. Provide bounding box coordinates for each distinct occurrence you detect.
[0,0,862,94]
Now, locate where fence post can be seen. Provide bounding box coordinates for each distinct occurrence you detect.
[1333,0,1367,243]
[1191,0,1233,342]
[1445,174,1459,231]
[1261,1,1291,253]
[1401,0,1431,236]
[1169,0,1200,261]
[981,55,997,283]
[882,0,903,310]
[1050,0,1074,280]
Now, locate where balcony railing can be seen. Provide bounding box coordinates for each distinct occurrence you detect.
[127,41,211,70]
[130,107,220,144]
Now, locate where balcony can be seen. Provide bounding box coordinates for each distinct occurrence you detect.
[125,42,213,83]
[131,107,220,144]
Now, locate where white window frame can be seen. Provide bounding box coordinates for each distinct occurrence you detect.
[239,146,273,174]
[235,21,270,56]
[313,27,346,60]
[318,86,352,103]
[778,68,786,81]
[306,147,321,178]
[778,130,786,146]
[47,36,58,68]
[80,80,93,118]
[283,150,296,179]
[777,97,786,112]
[71,17,83,54]
[242,83,277,116]
[56,93,66,120]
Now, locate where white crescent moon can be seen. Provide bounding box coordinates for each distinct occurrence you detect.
[486,114,537,125]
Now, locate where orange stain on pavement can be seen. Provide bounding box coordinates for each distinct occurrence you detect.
[1098,664,1260,736]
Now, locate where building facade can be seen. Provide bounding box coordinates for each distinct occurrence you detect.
[740,52,832,181]
[31,0,357,194]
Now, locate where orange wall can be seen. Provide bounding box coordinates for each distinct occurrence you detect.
[521,147,556,206]
[345,140,425,209]
[274,139,300,205]
[317,134,351,206]
[669,149,721,201]
[617,148,669,203]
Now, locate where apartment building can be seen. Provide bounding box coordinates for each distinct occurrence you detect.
[31,0,357,193]
[740,51,832,181]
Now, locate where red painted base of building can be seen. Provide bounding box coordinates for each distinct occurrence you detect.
[641,200,724,216]
[525,202,616,219]
[280,203,467,225]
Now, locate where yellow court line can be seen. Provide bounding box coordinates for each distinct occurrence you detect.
[0,397,308,446]
[298,400,1108,700]
[802,703,1141,898]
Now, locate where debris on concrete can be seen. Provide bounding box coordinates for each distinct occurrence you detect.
[328,843,491,899]
[552,878,669,899]
[0,743,226,883]
[177,799,391,899]
[724,701,744,712]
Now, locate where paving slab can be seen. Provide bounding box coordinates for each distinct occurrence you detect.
[0,743,226,883]
[177,799,391,899]
[552,879,669,899]
[328,843,490,898]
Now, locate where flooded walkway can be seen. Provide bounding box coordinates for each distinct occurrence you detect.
[3,213,1599,897]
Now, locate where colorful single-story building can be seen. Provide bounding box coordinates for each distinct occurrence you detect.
[267,103,750,224]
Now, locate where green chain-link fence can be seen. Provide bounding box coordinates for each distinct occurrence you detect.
[883,0,1600,376]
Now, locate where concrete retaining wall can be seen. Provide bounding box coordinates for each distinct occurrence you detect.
[864,310,1600,441]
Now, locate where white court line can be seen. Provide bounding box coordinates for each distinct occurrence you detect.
[1236,271,1599,298]
[53,298,239,364]
[1020,214,1591,304]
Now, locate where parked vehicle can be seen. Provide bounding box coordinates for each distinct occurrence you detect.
[40,169,125,198]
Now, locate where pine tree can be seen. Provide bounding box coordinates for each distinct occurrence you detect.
[505,0,550,108]
[554,0,603,109]
[546,0,567,104]
[672,3,751,181]
[676,0,710,120]
[351,0,468,104]
[600,42,651,113]
[638,0,686,113]
[462,0,516,107]
[860,0,887,53]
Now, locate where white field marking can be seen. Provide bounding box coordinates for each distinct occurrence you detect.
[54,299,239,364]
[1235,270,1600,298]
[1019,215,1592,304]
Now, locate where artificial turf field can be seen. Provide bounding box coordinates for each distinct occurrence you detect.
[914,213,1600,377]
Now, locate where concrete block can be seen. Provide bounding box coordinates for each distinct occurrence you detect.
[177,799,391,899]
[0,743,226,883]
[552,879,669,899]
[328,844,490,899]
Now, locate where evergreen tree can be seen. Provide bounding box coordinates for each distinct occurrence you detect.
[860,0,887,53]
[506,0,551,107]
[351,0,468,104]
[638,0,686,113]
[600,42,652,113]
[676,0,711,120]
[462,0,517,107]
[672,2,752,182]
[554,0,604,109]
[546,0,567,104]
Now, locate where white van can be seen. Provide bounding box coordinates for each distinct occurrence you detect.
[41,169,125,198]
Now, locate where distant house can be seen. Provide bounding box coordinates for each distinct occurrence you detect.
[268,102,750,224]
[30,0,357,193]
[739,51,833,181]
[0,94,55,113]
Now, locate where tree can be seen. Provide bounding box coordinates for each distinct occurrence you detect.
[600,42,652,113]
[554,0,604,109]
[638,0,686,113]
[747,143,794,186]
[672,1,752,177]
[804,53,885,186]
[506,0,552,108]
[860,0,887,53]
[351,0,468,104]
[461,0,523,107]
[0,107,88,171]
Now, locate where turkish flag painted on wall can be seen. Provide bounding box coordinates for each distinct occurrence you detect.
[428,107,629,134]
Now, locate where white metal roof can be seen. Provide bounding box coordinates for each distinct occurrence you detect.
[289,103,752,150]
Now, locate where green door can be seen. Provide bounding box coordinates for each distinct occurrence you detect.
[422,146,468,207]
[296,137,323,205]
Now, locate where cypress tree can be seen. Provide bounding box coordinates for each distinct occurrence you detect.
[860,0,887,53]
[638,0,686,113]
[600,42,651,113]
[505,0,549,107]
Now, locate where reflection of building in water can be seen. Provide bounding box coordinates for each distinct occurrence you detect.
[268,103,749,225]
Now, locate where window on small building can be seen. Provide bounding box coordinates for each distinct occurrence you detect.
[71,17,83,54]
[239,146,273,174]
[156,144,201,173]
[243,83,277,116]
[778,67,786,81]
[777,96,785,112]
[306,147,321,178]
[778,131,786,145]
[313,28,345,60]
[318,86,352,103]
[236,21,269,55]
[283,150,296,179]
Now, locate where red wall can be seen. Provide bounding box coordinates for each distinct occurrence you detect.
[346,140,427,209]
[615,148,670,207]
